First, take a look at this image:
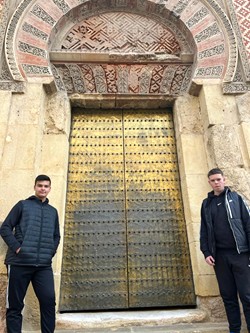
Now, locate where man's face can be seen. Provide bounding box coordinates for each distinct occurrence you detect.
[208,173,225,195]
[34,180,51,201]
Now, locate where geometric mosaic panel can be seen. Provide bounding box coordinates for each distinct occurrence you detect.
[233,0,250,60]
[62,12,181,55]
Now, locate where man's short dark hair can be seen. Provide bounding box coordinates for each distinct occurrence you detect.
[35,174,51,185]
[207,168,224,178]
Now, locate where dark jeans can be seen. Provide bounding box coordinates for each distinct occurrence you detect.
[6,265,56,333]
[214,250,250,333]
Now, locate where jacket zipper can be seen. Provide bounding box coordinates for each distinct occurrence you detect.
[36,204,44,266]
[225,190,240,254]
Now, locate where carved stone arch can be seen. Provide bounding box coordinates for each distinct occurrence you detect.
[48,5,195,96]
[0,0,9,59]
[4,0,238,94]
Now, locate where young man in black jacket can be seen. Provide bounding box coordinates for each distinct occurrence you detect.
[200,168,250,333]
[0,175,60,333]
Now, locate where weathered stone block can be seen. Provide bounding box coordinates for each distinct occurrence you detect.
[180,174,210,224]
[197,296,226,322]
[205,124,243,169]
[200,85,224,128]
[40,133,69,177]
[177,134,208,175]
[222,166,250,203]
[45,92,71,135]
[189,241,216,277]
[240,122,250,167]
[0,170,34,221]
[186,222,201,244]
[8,84,46,126]
[194,273,219,297]
[236,92,250,123]
[174,94,203,136]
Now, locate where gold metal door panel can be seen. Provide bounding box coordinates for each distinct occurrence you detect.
[60,110,128,311]
[123,110,195,307]
[60,109,195,311]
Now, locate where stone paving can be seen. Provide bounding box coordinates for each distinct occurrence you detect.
[23,322,249,333]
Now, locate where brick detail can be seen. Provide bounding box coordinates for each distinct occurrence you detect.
[3,0,240,87]
[233,0,250,60]
[62,12,181,55]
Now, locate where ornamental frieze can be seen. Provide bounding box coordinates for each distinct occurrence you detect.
[1,0,248,94]
[53,63,192,95]
[227,0,250,82]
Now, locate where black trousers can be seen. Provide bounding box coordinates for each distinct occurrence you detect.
[6,265,56,333]
[214,250,250,333]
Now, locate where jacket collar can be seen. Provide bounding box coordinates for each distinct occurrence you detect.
[27,195,49,204]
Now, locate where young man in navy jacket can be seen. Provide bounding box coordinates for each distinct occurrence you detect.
[200,168,250,333]
[0,175,60,333]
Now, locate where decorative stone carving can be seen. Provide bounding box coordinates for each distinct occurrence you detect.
[30,4,56,26]
[22,22,49,41]
[0,57,14,80]
[226,0,250,82]
[198,44,225,60]
[22,64,51,75]
[223,83,250,94]
[54,63,193,95]
[61,12,182,55]
[50,64,66,92]
[195,66,224,78]
[222,61,250,94]
[0,0,9,59]
[52,0,70,14]
[1,0,243,94]
[18,41,47,58]
[5,0,33,81]
[186,7,209,29]
[172,0,189,17]
[194,22,220,43]
[204,0,238,83]
[0,80,25,92]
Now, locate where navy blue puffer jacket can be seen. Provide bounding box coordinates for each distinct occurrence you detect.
[0,196,60,266]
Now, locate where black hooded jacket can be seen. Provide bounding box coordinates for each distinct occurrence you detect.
[200,187,250,258]
[0,195,60,266]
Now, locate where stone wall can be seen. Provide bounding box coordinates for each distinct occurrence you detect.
[1,83,249,330]
[0,85,71,331]
[175,86,250,300]
[0,0,249,330]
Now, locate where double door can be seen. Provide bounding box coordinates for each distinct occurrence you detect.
[59,109,195,311]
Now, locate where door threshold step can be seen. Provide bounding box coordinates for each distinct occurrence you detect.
[56,309,207,330]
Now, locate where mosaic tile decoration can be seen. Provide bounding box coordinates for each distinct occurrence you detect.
[1,0,241,89]
[233,0,250,60]
[61,12,182,55]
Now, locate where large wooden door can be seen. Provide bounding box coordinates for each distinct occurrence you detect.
[59,109,195,311]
